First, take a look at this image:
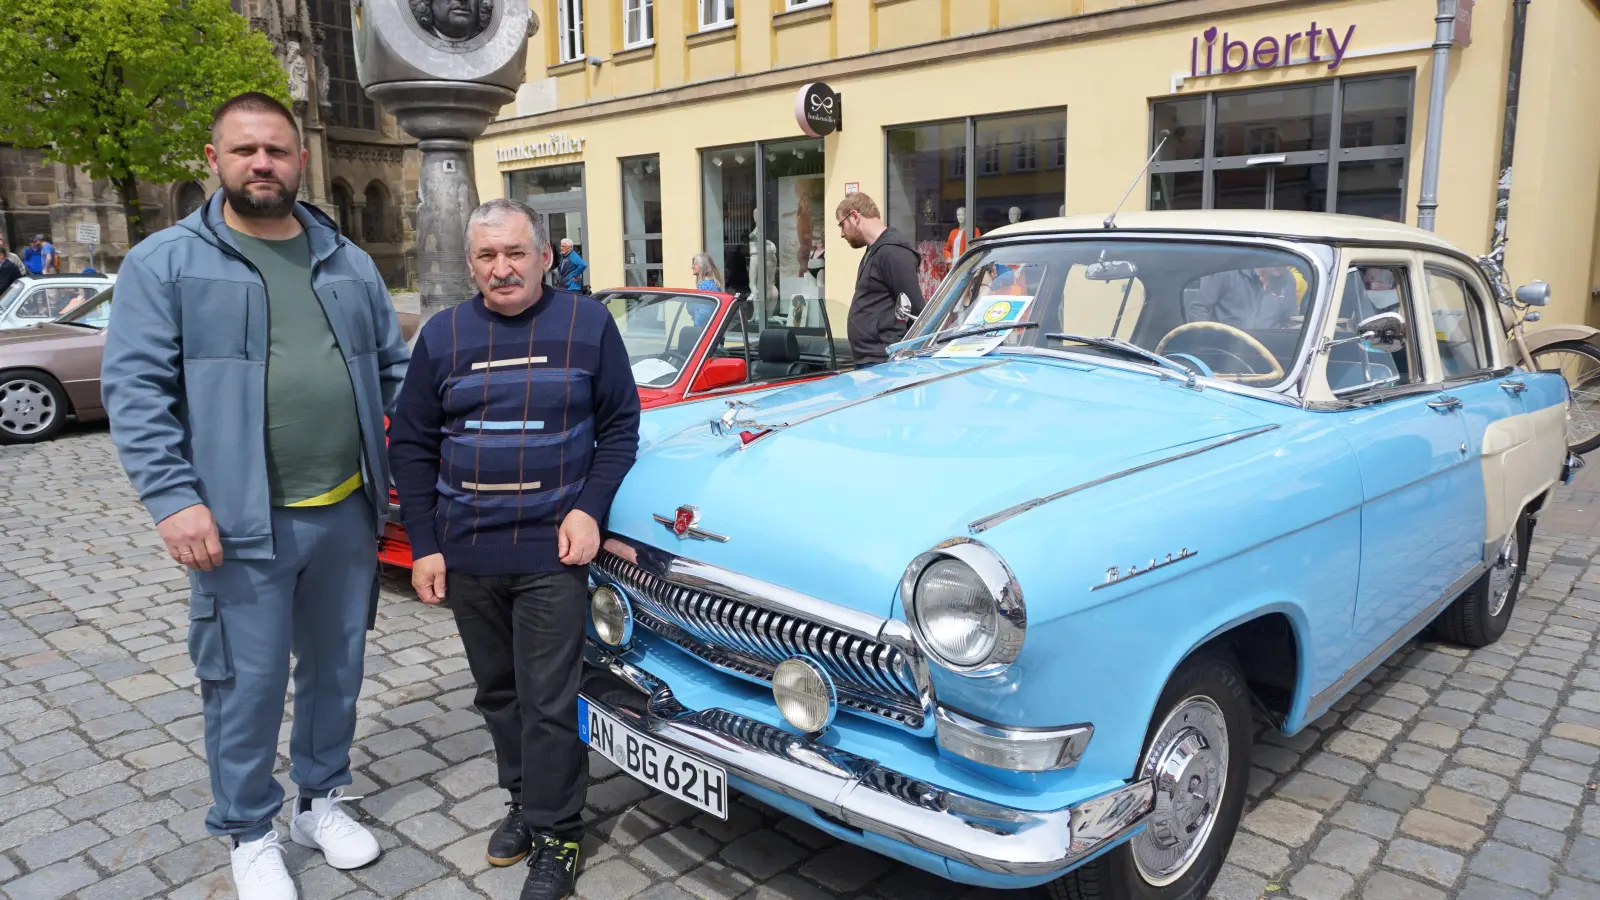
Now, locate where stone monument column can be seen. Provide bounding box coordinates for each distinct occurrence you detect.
[354,0,533,321]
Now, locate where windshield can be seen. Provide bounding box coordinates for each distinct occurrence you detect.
[0,282,24,316]
[58,286,113,329]
[909,239,1317,387]
[601,291,720,387]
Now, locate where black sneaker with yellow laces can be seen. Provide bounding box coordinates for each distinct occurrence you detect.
[520,834,580,900]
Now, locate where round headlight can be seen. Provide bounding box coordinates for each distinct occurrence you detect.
[902,539,1025,673]
[590,584,632,648]
[915,559,997,667]
[773,657,836,733]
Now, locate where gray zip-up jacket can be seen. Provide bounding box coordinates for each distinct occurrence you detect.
[102,191,409,560]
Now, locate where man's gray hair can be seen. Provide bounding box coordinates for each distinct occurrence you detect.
[465,198,549,252]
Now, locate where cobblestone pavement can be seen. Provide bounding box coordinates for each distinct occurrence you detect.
[0,424,1597,900]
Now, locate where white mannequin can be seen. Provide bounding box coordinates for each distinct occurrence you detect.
[946,207,974,262]
[1008,206,1022,225]
[1059,204,1066,217]
[748,206,778,317]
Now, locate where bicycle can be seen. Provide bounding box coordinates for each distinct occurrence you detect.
[1478,248,1600,454]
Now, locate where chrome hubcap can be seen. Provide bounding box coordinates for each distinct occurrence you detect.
[1488,531,1520,618]
[0,379,55,436]
[1132,696,1229,887]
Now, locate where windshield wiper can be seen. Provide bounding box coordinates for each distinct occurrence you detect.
[889,321,1039,358]
[1044,332,1200,388]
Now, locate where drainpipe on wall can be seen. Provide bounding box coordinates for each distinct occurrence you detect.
[1417,0,1459,231]
[1491,0,1532,256]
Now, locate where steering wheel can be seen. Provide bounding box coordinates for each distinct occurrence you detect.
[1155,321,1285,386]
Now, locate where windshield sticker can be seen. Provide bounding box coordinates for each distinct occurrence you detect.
[631,357,680,385]
[936,296,1035,357]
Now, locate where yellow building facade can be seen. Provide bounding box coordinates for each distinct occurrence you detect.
[473,0,1600,330]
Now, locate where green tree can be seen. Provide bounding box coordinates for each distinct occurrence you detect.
[0,0,289,243]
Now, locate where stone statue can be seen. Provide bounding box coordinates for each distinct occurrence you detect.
[315,44,332,110]
[410,0,492,41]
[284,41,309,103]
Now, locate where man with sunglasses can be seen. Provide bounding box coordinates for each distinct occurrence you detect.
[836,192,924,366]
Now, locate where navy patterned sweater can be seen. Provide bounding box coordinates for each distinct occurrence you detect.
[388,289,641,575]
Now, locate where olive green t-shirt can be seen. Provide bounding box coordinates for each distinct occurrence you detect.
[230,229,362,507]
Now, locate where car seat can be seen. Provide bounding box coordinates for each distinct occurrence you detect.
[751,327,808,379]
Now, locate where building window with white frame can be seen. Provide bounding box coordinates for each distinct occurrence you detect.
[557,0,585,62]
[699,0,733,29]
[623,0,653,48]
[785,0,830,10]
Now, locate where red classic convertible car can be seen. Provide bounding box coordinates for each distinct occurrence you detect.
[378,286,849,566]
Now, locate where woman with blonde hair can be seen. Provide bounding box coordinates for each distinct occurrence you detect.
[691,253,723,292]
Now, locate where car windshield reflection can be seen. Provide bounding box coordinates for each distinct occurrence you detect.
[912,240,1317,387]
[57,287,113,329]
[603,291,719,387]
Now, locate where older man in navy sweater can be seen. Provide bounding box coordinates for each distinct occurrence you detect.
[388,198,640,900]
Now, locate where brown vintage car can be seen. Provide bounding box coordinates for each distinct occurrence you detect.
[0,286,420,444]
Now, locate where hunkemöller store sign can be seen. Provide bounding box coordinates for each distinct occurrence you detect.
[1189,21,1357,77]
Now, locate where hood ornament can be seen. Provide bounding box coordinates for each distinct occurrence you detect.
[653,505,730,543]
[708,399,775,446]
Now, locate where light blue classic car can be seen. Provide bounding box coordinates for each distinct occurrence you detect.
[577,211,1574,899]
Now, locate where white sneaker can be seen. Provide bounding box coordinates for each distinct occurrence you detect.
[289,788,381,870]
[231,831,297,900]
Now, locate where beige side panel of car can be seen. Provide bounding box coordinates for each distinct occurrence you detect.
[1480,401,1566,546]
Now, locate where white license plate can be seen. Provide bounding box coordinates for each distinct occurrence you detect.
[578,696,728,819]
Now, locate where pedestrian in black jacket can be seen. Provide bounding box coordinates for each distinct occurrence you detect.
[837,192,925,366]
[0,249,21,297]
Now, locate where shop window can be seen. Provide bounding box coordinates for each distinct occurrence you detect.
[621,156,662,287]
[701,138,825,327]
[887,111,1066,301]
[509,164,587,275]
[699,0,733,29]
[1148,74,1412,221]
[557,0,585,63]
[623,0,653,48]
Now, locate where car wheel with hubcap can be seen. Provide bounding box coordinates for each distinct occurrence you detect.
[0,372,66,444]
[1047,651,1252,900]
[1432,509,1531,648]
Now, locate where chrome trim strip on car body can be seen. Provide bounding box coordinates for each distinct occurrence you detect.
[595,536,935,731]
[717,360,1009,448]
[585,646,1153,877]
[1306,561,1488,715]
[967,425,1281,534]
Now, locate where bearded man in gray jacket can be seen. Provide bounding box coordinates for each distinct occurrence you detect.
[102,92,409,900]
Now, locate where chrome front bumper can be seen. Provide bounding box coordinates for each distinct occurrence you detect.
[584,645,1154,878]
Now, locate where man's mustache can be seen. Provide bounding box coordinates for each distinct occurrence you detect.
[488,274,525,288]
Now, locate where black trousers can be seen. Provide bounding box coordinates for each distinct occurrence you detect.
[448,569,589,840]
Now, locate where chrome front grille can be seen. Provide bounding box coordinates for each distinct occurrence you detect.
[594,551,925,728]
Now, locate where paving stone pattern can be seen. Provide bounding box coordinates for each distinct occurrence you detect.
[0,426,1597,899]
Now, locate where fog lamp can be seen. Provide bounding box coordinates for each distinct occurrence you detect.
[589,584,632,648]
[773,657,836,734]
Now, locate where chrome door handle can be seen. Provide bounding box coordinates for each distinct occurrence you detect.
[1427,395,1464,413]
[1501,380,1528,394]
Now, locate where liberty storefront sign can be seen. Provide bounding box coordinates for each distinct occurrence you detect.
[1190,22,1357,77]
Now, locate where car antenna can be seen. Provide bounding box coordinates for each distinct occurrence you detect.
[1104,129,1171,230]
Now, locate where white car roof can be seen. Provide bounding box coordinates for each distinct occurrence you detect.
[987,210,1467,255]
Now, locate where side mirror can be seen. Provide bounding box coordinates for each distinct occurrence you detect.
[1515,281,1550,306]
[691,357,747,392]
[1356,310,1408,354]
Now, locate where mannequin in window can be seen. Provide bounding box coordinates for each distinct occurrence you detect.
[1008,206,1022,225]
[748,207,779,319]
[945,207,979,264]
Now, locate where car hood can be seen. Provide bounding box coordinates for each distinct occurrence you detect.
[0,322,95,346]
[608,354,1273,619]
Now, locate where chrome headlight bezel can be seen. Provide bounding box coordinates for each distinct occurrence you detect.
[589,583,634,648]
[900,538,1025,675]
